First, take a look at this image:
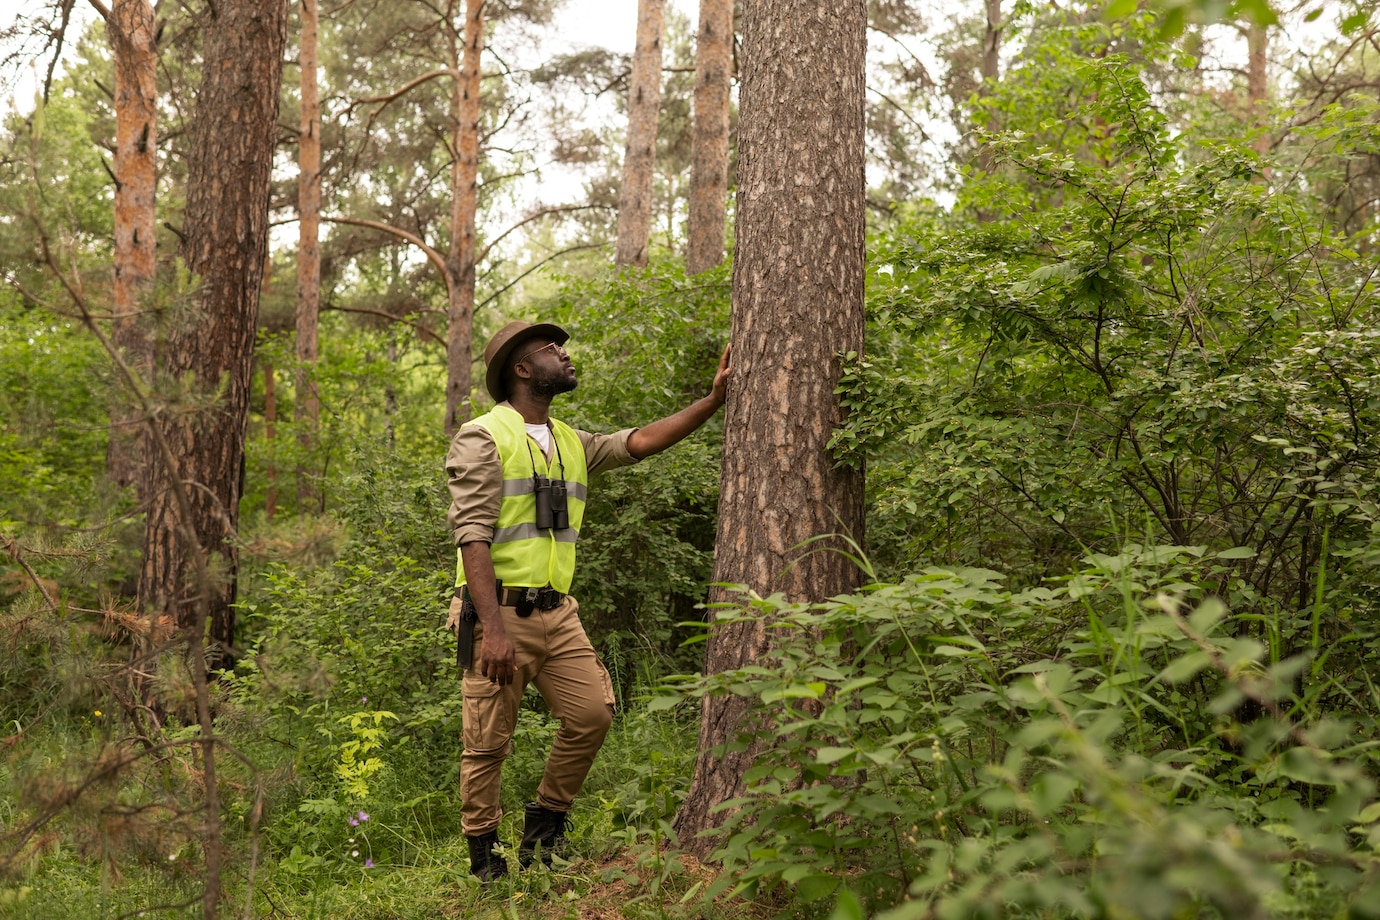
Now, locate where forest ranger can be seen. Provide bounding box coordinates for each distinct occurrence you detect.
[445,320,730,881]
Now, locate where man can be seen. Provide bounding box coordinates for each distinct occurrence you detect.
[446,320,730,881]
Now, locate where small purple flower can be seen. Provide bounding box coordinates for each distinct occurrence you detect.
[364,859,374,868]
[348,816,359,827]
[357,811,370,822]
[361,696,368,703]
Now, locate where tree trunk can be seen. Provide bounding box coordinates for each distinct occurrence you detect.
[672,0,867,858]
[445,0,483,435]
[138,0,288,663]
[981,0,1001,85]
[295,0,321,503]
[106,0,157,489]
[385,332,398,449]
[976,0,1001,177]
[1247,23,1269,159]
[264,358,277,521]
[615,0,666,268]
[685,0,732,276]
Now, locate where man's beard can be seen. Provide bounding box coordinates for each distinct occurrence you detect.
[529,366,577,400]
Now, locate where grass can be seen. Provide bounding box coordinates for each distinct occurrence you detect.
[0,699,775,920]
[0,833,764,920]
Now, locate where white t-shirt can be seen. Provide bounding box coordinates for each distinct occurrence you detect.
[525,422,552,460]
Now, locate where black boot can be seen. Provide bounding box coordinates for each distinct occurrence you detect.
[466,830,508,883]
[518,802,569,868]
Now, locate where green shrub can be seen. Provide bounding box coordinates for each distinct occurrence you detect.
[669,547,1380,918]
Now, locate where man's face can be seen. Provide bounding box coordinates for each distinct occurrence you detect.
[517,338,577,398]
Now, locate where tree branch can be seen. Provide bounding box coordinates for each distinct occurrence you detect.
[321,303,446,347]
[321,216,450,282]
[477,204,612,263]
[344,67,455,117]
[476,242,605,311]
[867,85,930,142]
[3,536,59,610]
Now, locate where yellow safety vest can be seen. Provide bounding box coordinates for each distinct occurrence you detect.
[454,405,589,592]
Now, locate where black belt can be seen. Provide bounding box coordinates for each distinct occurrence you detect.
[499,585,566,616]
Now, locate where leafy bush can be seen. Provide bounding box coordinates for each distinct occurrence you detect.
[839,48,1380,691]
[669,548,1380,918]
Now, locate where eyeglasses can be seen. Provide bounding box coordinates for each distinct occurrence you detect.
[517,341,568,363]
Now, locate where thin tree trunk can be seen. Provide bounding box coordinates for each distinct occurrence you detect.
[615,0,666,268]
[138,0,288,668]
[445,0,483,435]
[981,0,1001,85]
[975,0,1001,177]
[1247,23,1270,159]
[296,0,321,503]
[673,0,867,858]
[264,358,277,521]
[385,333,397,449]
[106,0,157,489]
[686,0,732,275]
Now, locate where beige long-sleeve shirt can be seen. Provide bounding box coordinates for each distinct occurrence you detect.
[445,402,640,547]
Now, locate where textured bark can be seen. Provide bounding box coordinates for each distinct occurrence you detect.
[673,0,867,856]
[445,0,484,435]
[1247,23,1270,158]
[981,0,1001,85]
[106,0,157,488]
[138,0,288,663]
[614,0,666,267]
[686,0,732,276]
[295,0,321,501]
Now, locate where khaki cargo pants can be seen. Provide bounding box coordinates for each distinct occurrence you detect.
[453,593,616,836]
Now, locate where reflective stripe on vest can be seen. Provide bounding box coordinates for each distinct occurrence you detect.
[454,405,588,593]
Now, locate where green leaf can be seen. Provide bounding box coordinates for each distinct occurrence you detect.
[1341,10,1370,34]
[815,746,855,765]
[1276,747,1339,786]
[797,874,841,903]
[645,693,683,712]
[827,886,865,920]
[1159,650,1211,683]
[1216,546,1257,559]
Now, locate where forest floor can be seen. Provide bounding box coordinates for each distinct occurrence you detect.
[436,849,768,920]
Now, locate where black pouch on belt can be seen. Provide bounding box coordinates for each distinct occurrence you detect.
[456,579,502,670]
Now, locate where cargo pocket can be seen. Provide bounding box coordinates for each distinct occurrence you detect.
[594,654,617,714]
[461,674,515,754]
[444,593,464,634]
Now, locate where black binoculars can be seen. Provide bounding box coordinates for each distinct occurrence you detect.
[533,475,569,530]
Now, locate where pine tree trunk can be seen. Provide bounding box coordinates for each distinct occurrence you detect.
[107,0,157,489]
[615,0,666,268]
[138,0,288,663]
[686,0,732,276]
[672,0,867,857]
[445,0,483,435]
[295,0,321,503]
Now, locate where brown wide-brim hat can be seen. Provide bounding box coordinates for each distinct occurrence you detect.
[483,320,570,402]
